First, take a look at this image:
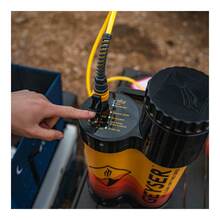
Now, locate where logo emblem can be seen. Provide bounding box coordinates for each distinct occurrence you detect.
[16,165,23,175]
[89,165,131,186]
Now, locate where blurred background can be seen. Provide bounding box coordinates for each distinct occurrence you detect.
[11,11,208,104]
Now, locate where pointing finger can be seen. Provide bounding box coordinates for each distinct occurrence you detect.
[48,104,96,119]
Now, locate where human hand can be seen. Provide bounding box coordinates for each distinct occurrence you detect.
[11,90,95,141]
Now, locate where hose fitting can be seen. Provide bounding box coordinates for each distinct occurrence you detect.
[90,33,112,113]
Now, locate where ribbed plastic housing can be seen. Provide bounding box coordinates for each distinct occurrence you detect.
[140,66,209,167]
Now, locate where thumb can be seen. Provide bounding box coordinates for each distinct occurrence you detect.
[32,125,64,141]
[49,104,96,119]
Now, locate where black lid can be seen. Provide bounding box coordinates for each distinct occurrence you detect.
[79,92,143,153]
[145,67,209,135]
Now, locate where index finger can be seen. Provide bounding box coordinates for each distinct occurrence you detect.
[48,104,96,119]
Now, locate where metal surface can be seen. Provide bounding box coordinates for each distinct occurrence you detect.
[33,125,78,208]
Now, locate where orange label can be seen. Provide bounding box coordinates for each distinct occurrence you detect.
[84,144,186,208]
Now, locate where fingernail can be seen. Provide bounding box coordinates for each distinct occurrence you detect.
[58,133,64,139]
[88,111,96,117]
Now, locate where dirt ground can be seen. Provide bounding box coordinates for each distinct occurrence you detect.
[11,12,208,104]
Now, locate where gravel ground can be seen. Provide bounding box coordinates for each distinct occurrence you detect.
[11,11,208,104]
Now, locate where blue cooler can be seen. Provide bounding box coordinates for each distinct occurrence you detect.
[11,64,65,208]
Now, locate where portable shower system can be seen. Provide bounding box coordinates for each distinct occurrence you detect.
[79,11,209,208]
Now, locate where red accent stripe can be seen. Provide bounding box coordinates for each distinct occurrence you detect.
[88,171,172,208]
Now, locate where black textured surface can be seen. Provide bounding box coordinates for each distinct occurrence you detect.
[79,92,143,153]
[145,67,209,134]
